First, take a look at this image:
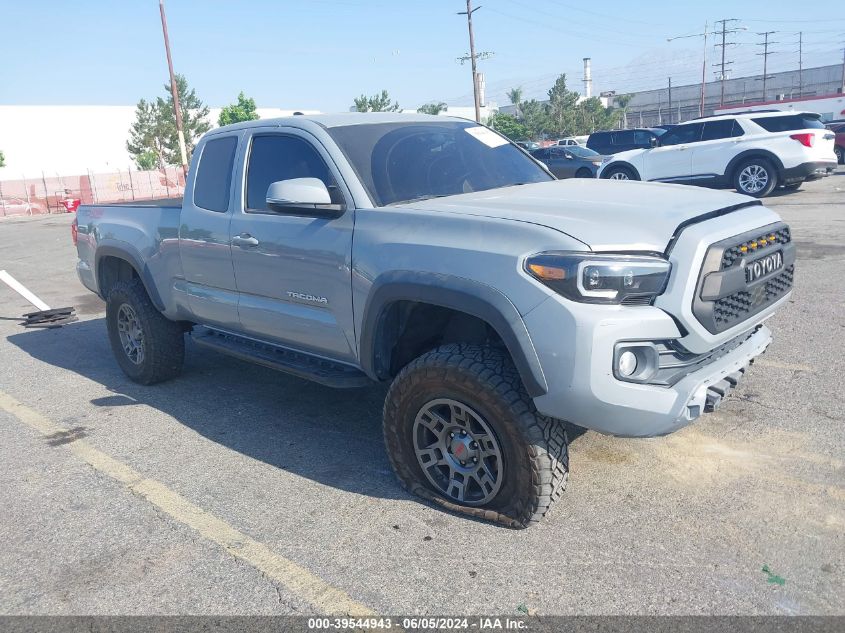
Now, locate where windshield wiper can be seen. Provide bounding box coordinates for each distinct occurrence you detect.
[390,194,452,205]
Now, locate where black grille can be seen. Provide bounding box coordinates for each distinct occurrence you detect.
[693,222,794,334]
[713,265,794,329]
[720,226,791,269]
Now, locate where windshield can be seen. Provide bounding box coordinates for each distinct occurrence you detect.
[326,121,553,206]
[566,146,599,157]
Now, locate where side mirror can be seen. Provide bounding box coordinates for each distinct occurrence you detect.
[266,178,345,218]
[649,137,660,148]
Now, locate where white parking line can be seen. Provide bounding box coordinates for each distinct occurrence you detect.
[0,389,374,616]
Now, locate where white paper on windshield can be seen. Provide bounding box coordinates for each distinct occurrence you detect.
[464,126,509,148]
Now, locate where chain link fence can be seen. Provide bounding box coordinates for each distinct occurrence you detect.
[0,167,186,217]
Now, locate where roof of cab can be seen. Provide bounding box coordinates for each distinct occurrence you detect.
[206,112,471,135]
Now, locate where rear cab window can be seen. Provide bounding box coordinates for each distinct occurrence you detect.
[752,114,825,132]
[194,136,238,212]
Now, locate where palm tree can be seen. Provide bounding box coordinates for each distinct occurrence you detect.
[615,93,634,129]
[417,102,447,115]
[507,87,524,119]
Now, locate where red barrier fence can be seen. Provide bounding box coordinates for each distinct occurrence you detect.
[0,167,186,217]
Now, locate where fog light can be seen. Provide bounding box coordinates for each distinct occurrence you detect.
[618,350,638,377]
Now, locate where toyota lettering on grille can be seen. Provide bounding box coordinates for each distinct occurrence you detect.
[745,251,783,284]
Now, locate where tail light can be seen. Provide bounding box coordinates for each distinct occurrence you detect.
[71,217,78,246]
[789,133,814,147]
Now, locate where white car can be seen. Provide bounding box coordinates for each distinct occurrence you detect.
[598,111,838,197]
[557,136,588,146]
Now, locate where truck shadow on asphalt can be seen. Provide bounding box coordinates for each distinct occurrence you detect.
[8,318,587,512]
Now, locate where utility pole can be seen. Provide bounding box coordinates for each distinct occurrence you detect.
[458,1,482,123]
[713,19,745,107]
[700,21,708,117]
[159,0,188,177]
[841,46,845,94]
[667,77,672,124]
[798,31,803,97]
[756,31,778,102]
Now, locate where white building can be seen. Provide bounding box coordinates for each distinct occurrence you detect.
[0,105,319,180]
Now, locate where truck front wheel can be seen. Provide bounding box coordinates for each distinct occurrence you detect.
[383,343,569,528]
[106,279,184,385]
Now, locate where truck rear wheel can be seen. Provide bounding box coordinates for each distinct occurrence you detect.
[106,279,184,385]
[383,343,568,528]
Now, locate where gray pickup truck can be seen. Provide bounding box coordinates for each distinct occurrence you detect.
[74,113,794,527]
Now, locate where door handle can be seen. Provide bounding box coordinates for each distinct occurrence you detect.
[232,233,259,247]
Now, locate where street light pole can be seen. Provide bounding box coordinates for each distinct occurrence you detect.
[159,0,188,177]
[667,23,712,119]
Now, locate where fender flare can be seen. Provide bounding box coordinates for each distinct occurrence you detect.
[94,243,166,311]
[600,161,641,180]
[359,271,548,397]
[725,149,785,181]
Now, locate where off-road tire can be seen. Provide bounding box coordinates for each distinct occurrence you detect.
[383,343,569,528]
[106,278,184,385]
[602,165,637,181]
[733,158,778,198]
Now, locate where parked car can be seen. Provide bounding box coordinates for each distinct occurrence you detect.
[514,140,540,152]
[599,111,837,197]
[0,197,46,216]
[557,136,588,146]
[826,122,844,164]
[586,128,666,155]
[74,113,792,527]
[531,145,602,178]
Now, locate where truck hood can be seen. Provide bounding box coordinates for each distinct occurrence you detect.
[396,179,756,252]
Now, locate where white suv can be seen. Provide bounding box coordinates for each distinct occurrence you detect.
[597,111,838,197]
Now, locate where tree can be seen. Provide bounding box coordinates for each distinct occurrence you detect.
[353,90,401,112]
[127,98,169,169]
[126,75,211,168]
[417,102,447,115]
[0,150,5,168]
[136,150,158,171]
[488,113,528,141]
[571,97,620,135]
[521,99,550,140]
[614,93,634,129]
[157,74,210,164]
[218,91,259,127]
[546,74,580,137]
[507,87,523,118]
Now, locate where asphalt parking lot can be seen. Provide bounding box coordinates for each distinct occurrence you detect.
[1,172,843,616]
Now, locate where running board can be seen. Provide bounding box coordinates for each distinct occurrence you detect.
[191,328,372,389]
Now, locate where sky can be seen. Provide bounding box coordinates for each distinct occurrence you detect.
[2,0,844,112]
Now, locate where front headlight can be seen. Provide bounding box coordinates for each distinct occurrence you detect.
[525,252,671,305]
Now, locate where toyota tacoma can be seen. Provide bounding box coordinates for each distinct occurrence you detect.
[74,113,794,527]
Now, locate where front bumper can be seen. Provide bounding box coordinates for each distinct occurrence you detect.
[524,297,772,437]
[781,160,837,183]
